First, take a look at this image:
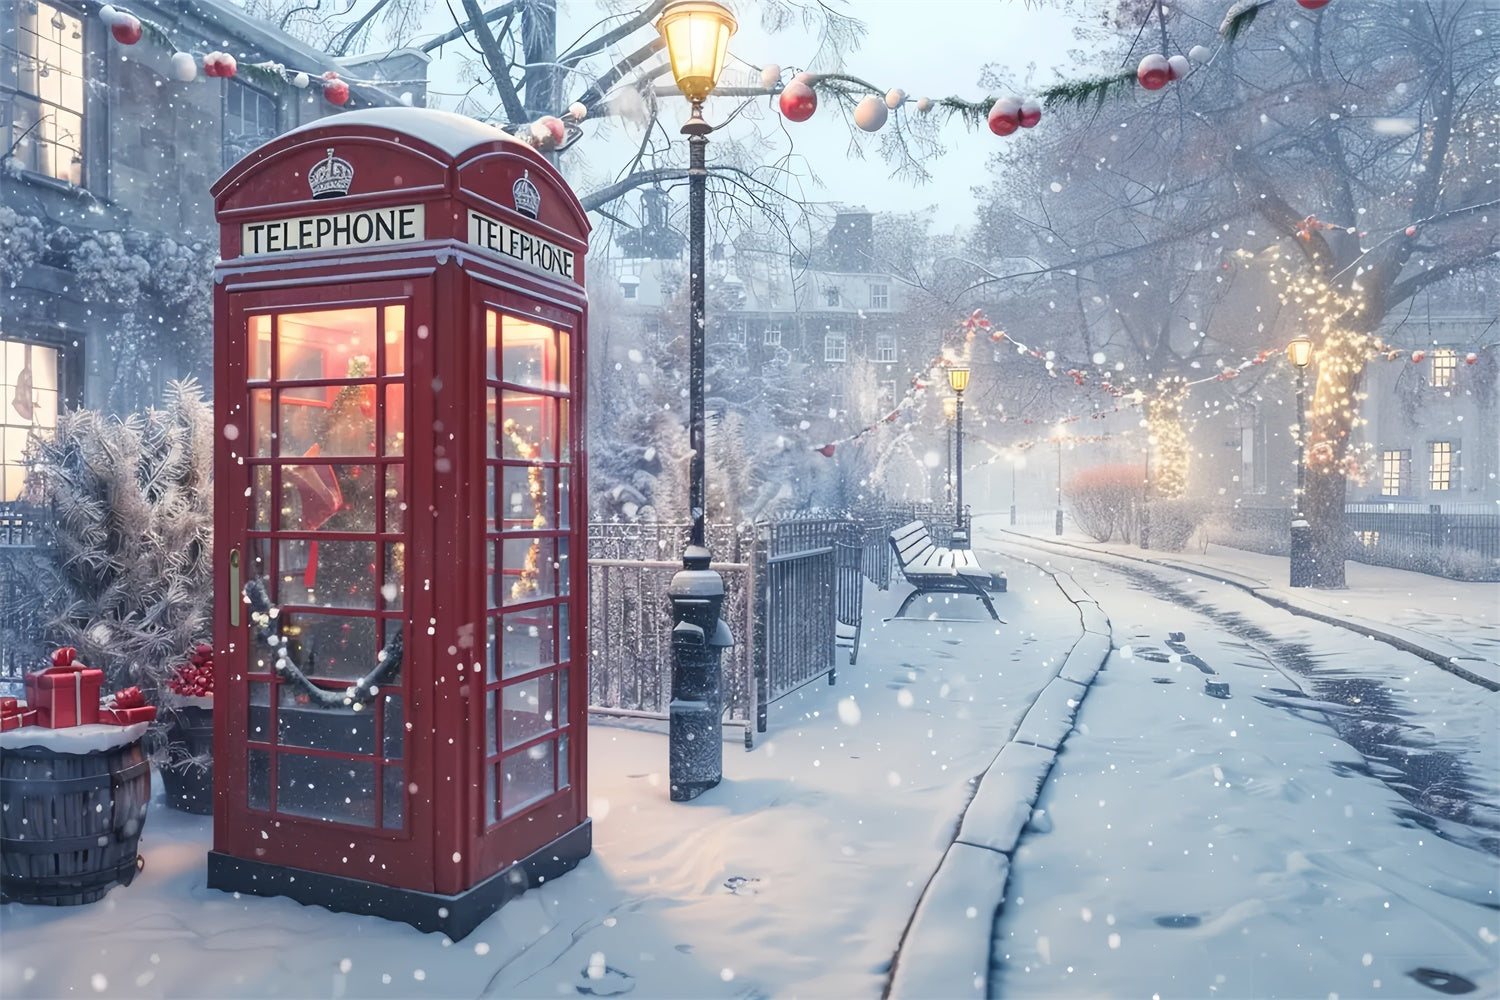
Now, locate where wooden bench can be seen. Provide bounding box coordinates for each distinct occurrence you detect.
[887,520,1005,621]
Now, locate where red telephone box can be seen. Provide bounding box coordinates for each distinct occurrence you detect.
[207,108,591,940]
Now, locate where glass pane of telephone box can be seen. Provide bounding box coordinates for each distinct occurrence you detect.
[277,307,377,381]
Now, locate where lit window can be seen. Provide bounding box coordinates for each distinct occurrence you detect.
[13,2,86,185]
[1429,441,1452,491]
[824,331,846,363]
[869,284,889,309]
[763,323,782,347]
[1380,449,1409,497]
[1357,530,1379,548]
[824,287,841,307]
[875,334,897,363]
[1,340,62,501]
[1429,349,1457,388]
[223,80,279,169]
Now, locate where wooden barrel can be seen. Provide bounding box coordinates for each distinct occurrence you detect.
[160,706,213,814]
[0,739,151,905]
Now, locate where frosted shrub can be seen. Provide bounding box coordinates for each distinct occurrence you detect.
[19,380,214,697]
[1143,498,1209,552]
[1064,464,1143,543]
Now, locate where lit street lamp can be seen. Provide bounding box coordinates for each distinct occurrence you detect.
[941,394,957,507]
[657,0,737,802]
[1009,452,1024,527]
[1287,336,1314,588]
[948,366,970,543]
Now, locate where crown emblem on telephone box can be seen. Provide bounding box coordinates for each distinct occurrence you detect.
[308,148,354,199]
[512,171,541,218]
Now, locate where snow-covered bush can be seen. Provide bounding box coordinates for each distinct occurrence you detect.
[1064,464,1143,542]
[19,380,214,698]
[1144,498,1210,552]
[0,207,44,287]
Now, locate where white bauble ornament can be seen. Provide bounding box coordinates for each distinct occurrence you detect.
[400,92,414,107]
[1167,54,1191,80]
[884,87,905,109]
[171,52,197,81]
[292,71,309,88]
[917,96,932,113]
[854,94,888,132]
[793,70,814,85]
[1189,44,1212,64]
[568,101,587,120]
[759,64,781,89]
[98,4,120,26]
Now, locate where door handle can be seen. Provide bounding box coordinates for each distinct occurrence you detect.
[229,549,241,627]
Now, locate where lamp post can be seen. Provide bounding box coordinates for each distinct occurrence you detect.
[1010,453,1023,527]
[1054,422,1066,536]
[1287,336,1314,587]
[948,366,970,542]
[657,0,737,801]
[941,394,957,506]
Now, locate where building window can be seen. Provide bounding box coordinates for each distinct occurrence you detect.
[824,331,846,363]
[13,2,86,185]
[824,287,841,307]
[642,317,661,343]
[620,278,639,300]
[869,283,889,309]
[763,323,782,347]
[878,380,897,409]
[875,334,897,363]
[725,318,745,345]
[1430,349,1457,388]
[1428,441,1453,491]
[223,80,279,170]
[1,340,61,501]
[828,388,845,415]
[1357,530,1379,548]
[1380,449,1410,497]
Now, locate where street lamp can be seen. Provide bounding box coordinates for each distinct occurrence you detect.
[947,366,970,542]
[657,0,737,802]
[1287,336,1314,587]
[941,394,957,507]
[1009,452,1024,526]
[1054,421,1067,536]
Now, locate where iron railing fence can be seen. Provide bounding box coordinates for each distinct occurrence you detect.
[0,503,50,687]
[746,519,839,735]
[1208,503,1500,581]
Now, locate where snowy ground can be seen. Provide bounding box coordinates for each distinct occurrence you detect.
[2,525,1497,999]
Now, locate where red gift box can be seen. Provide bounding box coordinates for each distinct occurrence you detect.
[28,665,104,728]
[99,705,157,725]
[0,696,16,714]
[1,707,40,731]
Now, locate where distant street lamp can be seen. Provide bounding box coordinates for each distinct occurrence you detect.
[1054,421,1067,536]
[948,366,970,542]
[1009,452,1024,527]
[657,0,737,802]
[1287,336,1314,588]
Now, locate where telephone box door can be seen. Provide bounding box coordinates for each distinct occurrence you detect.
[216,278,435,887]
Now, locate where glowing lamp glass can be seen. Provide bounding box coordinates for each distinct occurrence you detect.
[942,395,957,420]
[947,366,971,393]
[656,1,738,104]
[1287,337,1313,368]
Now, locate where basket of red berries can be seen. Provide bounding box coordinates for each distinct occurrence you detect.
[160,643,214,814]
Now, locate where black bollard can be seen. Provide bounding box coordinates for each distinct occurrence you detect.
[668,545,734,801]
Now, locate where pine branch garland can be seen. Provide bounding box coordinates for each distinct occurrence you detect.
[1220,0,1272,43]
[1037,70,1140,109]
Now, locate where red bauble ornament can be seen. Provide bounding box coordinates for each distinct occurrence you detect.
[538,115,566,145]
[778,81,817,122]
[111,14,143,45]
[987,96,1022,136]
[1018,99,1042,129]
[1297,0,1330,9]
[202,53,220,77]
[324,78,350,106]
[1137,54,1171,90]
[817,444,836,458]
[1465,353,1479,365]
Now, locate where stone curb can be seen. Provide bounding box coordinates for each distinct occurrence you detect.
[885,558,1113,1000]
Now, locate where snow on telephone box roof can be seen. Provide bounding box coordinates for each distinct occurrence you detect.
[213,107,590,281]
